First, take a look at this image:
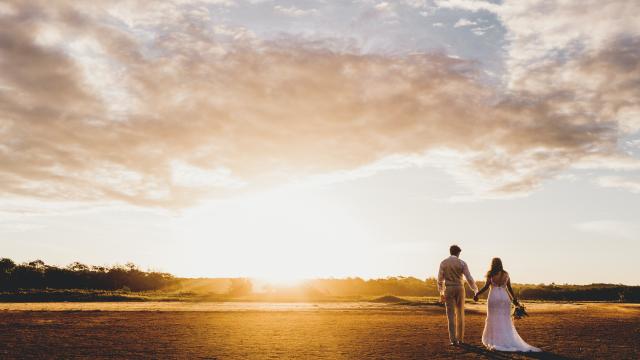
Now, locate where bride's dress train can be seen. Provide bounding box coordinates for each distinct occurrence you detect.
[482,279,541,352]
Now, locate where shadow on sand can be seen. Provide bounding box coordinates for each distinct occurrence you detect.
[457,343,574,360]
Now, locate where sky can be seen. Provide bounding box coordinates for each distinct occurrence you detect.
[1,0,639,285]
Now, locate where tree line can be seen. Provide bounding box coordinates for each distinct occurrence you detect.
[297,277,640,302]
[1,258,638,302]
[0,258,175,291]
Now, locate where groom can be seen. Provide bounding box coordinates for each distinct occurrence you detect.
[437,245,478,345]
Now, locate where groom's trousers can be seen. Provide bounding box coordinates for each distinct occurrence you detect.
[444,286,465,343]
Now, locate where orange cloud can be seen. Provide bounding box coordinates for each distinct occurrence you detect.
[0,1,635,208]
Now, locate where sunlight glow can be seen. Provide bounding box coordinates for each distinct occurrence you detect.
[170,185,375,280]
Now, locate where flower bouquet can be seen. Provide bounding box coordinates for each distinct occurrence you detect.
[512,300,529,320]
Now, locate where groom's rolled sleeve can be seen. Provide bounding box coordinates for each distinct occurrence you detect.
[437,263,445,295]
[462,261,478,293]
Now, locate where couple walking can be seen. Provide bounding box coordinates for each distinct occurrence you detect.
[437,245,541,352]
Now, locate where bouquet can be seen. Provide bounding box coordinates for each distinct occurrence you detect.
[512,300,529,320]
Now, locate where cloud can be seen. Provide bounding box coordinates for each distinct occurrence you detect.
[356,1,398,22]
[596,176,640,194]
[492,1,640,94]
[493,0,640,193]
[374,2,394,13]
[0,0,638,208]
[453,18,476,28]
[434,0,500,13]
[572,154,640,171]
[274,5,317,17]
[470,25,493,36]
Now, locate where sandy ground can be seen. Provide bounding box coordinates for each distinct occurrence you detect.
[0,302,637,359]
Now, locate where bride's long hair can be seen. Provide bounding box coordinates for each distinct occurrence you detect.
[486,257,507,279]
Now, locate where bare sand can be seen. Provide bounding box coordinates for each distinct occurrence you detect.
[0,302,637,359]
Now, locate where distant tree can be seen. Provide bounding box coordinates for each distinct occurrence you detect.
[28,259,46,271]
[12,262,45,289]
[91,265,107,272]
[0,258,16,290]
[66,262,90,272]
[0,258,16,273]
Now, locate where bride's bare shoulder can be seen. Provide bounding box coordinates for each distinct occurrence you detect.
[502,271,511,282]
[497,271,509,283]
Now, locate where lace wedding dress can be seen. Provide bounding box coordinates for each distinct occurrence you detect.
[482,275,541,352]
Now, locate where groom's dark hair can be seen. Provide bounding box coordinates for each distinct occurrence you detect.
[449,245,461,256]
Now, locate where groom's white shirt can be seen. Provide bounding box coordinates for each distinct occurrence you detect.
[437,255,478,295]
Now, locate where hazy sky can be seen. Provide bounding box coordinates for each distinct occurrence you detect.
[1,0,639,285]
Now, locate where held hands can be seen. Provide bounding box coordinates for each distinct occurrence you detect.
[512,298,520,306]
[439,294,446,303]
[473,293,479,302]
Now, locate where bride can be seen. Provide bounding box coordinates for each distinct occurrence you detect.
[474,258,541,352]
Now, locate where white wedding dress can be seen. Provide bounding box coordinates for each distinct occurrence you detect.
[482,275,541,352]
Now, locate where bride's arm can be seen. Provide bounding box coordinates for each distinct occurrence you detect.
[476,279,491,296]
[506,278,518,304]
